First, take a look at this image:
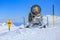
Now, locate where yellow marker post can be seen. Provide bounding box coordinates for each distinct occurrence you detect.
[52,5,54,27]
[7,19,12,31]
[52,16,54,27]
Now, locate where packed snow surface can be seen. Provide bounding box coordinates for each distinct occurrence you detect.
[0,15,60,40]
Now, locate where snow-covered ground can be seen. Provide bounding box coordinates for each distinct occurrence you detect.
[0,15,60,40]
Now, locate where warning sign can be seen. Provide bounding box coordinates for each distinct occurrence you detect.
[7,19,12,31]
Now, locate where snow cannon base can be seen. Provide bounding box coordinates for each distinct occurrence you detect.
[26,23,46,29]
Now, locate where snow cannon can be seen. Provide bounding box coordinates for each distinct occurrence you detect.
[26,5,46,28]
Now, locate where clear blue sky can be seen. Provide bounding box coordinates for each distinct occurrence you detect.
[0,0,60,22]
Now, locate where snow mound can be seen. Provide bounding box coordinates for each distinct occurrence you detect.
[43,15,60,27]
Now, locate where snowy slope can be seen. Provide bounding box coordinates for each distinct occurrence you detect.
[43,15,60,27]
[0,23,19,34]
[0,26,60,40]
[0,15,60,40]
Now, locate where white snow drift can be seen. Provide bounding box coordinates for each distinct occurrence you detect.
[0,15,60,40]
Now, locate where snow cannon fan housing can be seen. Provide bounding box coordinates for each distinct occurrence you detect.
[31,5,41,15]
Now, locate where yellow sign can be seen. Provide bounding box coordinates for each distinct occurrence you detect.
[7,19,12,31]
[7,19,12,27]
